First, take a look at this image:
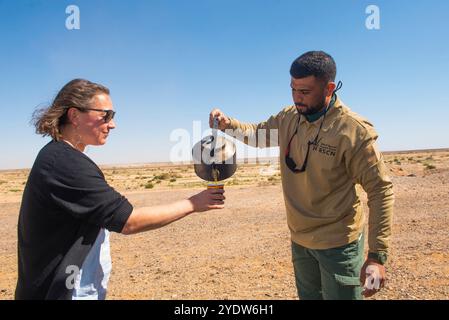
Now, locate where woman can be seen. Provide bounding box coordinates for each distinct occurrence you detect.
[15,79,225,300]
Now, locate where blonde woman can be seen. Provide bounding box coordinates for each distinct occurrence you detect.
[16,79,225,300]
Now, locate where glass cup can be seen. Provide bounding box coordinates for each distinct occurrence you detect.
[207,183,224,190]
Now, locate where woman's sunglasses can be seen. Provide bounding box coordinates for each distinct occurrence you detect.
[72,107,116,123]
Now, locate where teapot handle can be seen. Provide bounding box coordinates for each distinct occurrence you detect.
[210,117,219,157]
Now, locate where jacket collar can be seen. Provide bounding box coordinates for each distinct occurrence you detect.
[298,94,343,131]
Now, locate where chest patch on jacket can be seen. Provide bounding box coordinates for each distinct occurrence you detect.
[311,138,337,157]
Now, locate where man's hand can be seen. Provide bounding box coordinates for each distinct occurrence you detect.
[188,189,225,212]
[209,108,231,130]
[360,258,386,297]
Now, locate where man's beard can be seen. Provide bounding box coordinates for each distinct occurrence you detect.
[295,95,327,116]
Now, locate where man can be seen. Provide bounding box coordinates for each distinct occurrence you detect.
[210,51,394,300]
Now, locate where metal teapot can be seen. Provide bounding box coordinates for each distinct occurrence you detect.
[192,118,237,182]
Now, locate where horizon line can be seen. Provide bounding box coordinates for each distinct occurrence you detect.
[1,147,448,172]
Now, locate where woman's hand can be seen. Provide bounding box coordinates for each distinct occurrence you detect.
[188,189,225,212]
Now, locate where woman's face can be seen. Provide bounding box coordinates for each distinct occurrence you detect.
[77,94,116,146]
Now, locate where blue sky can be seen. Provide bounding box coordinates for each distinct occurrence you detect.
[1,0,448,169]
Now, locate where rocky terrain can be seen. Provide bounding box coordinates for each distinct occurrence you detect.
[1,149,448,299]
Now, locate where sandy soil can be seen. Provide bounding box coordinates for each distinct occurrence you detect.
[0,149,448,300]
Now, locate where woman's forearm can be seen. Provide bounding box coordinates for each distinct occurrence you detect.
[120,189,225,235]
[121,199,195,235]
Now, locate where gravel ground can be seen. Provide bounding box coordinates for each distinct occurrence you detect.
[1,154,448,300]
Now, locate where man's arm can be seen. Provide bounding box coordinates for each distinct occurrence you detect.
[121,189,225,235]
[346,134,394,297]
[209,108,282,148]
[347,138,394,257]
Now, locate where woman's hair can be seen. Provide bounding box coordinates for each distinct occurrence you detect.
[32,79,110,141]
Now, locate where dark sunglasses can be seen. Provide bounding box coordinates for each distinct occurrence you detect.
[285,133,314,173]
[73,107,116,123]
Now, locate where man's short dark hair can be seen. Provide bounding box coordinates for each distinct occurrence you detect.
[290,51,336,84]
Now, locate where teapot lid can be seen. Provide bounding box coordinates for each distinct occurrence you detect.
[192,135,236,165]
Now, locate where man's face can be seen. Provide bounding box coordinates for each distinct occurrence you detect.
[291,76,332,115]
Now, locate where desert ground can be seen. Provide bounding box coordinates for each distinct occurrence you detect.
[0,149,448,300]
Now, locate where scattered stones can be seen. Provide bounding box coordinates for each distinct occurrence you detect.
[1,152,449,299]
